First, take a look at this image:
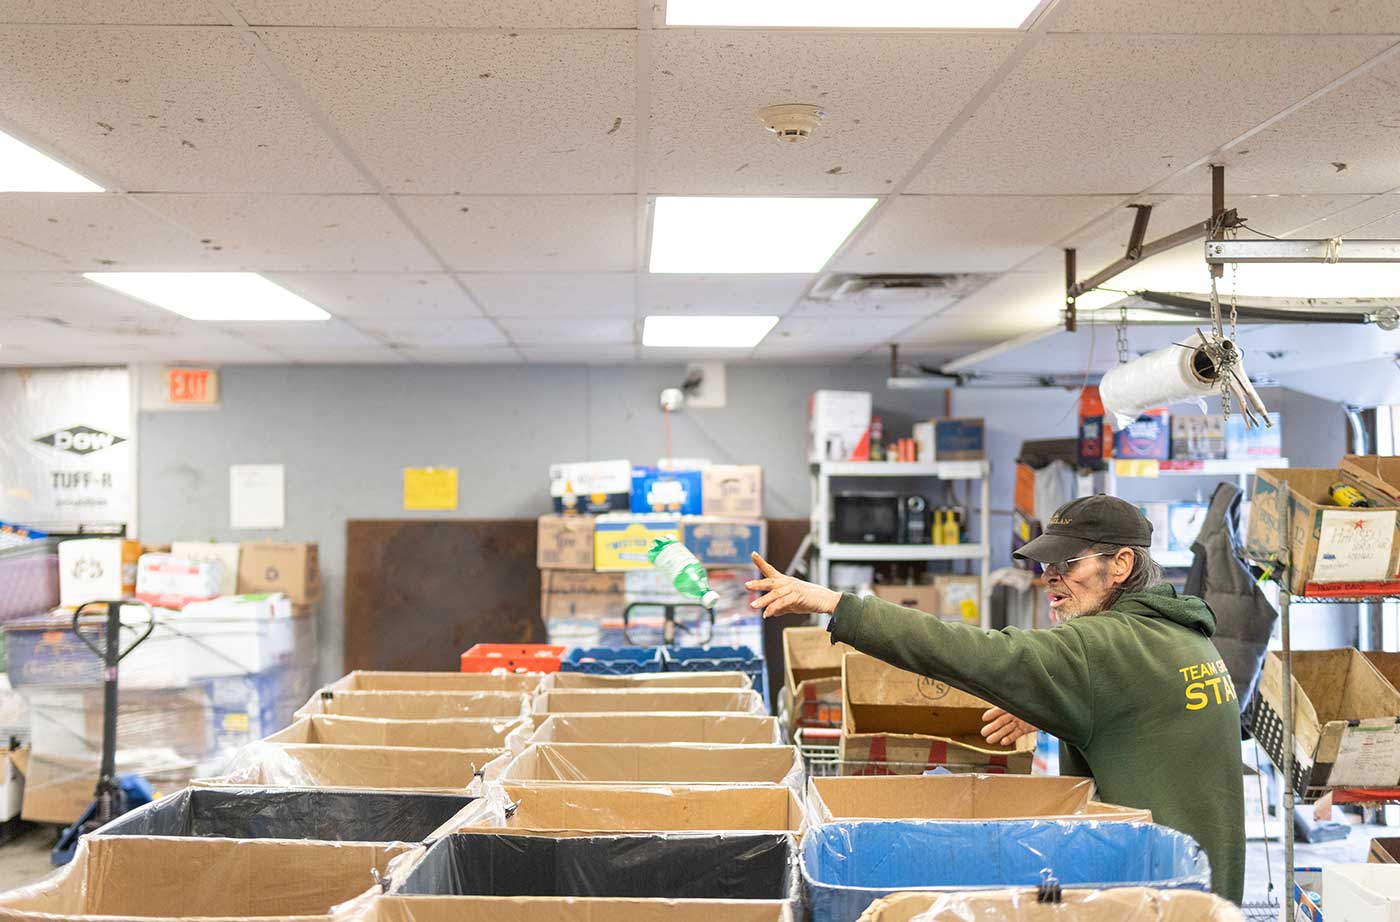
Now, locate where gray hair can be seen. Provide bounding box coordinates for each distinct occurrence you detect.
[1090,543,1164,599]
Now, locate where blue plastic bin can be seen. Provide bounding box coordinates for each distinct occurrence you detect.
[561,647,665,675]
[664,645,768,709]
[802,820,1211,922]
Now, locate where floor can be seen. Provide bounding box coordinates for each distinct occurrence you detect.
[0,826,57,891]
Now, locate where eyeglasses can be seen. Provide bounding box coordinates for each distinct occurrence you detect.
[1043,552,1110,577]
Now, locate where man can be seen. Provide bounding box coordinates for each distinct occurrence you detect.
[747,494,1244,903]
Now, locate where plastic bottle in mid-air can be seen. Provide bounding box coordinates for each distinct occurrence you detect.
[647,536,721,609]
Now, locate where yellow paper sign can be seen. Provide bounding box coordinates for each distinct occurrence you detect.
[404,467,459,511]
[1115,459,1160,478]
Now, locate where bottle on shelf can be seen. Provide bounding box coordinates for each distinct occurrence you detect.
[647,536,720,609]
[869,416,885,462]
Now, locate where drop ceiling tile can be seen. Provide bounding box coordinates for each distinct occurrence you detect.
[649,32,1021,195]
[641,274,810,315]
[896,307,1057,349]
[1046,0,1400,33]
[521,345,638,363]
[788,296,955,320]
[834,195,1123,274]
[262,30,635,194]
[354,317,509,349]
[215,318,384,348]
[909,34,1396,195]
[0,2,225,24]
[464,273,634,317]
[497,316,635,345]
[0,193,208,271]
[233,0,634,27]
[400,345,522,364]
[137,194,438,271]
[639,346,757,363]
[279,345,409,364]
[0,27,368,193]
[766,315,913,348]
[747,342,862,361]
[266,273,481,319]
[0,272,175,322]
[399,196,636,271]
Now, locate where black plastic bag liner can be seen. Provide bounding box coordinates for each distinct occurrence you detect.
[97,786,474,842]
[395,832,796,900]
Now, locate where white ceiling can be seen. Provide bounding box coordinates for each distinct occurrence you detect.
[1,1,1400,366]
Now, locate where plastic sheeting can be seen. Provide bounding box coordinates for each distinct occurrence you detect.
[527,713,781,746]
[856,887,1244,922]
[392,832,797,901]
[265,715,530,751]
[296,690,531,721]
[530,689,767,716]
[500,743,804,795]
[329,894,791,922]
[805,775,1151,825]
[196,742,509,793]
[801,821,1210,922]
[95,786,473,843]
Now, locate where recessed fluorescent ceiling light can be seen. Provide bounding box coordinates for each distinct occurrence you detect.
[84,272,330,321]
[643,314,779,348]
[665,0,1043,28]
[649,196,876,273]
[0,128,102,192]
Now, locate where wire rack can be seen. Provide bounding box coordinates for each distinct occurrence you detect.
[1240,900,1281,922]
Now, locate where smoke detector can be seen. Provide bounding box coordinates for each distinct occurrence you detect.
[757,104,826,142]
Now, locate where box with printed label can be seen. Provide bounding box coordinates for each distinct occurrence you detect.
[1171,415,1226,461]
[593,515,681,571]
[170,542,241,596]
[630,467,703,515]
[702,465,763,518]
[810,391,872,462]
[540,571,625,621]
[536,515,595,570]
[681,518,766,567]
[57,539,141,609]
[549,459,632,515]
[1115,410,1170,460]
[134,553,223,609]
[933,418,985,461]
[237,542,320,605]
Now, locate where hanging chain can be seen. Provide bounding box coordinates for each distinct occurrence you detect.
[1116,305,1129,364]
[1228,226,1239,341]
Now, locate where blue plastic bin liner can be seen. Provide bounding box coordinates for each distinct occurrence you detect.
[802,820,1210,922]
[665,645,768,709]
[562,647,665,675]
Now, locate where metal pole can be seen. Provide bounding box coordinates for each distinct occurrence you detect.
[1064,248,1077,333]
[1279,511,1294,922]
[98,602,122,825]
[1211,165,1227,279]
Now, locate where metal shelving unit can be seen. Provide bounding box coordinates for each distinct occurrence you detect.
[809,459,991,627]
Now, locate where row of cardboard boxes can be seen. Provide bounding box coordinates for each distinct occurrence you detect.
[0,665,1244,922]
[538,514,765,571]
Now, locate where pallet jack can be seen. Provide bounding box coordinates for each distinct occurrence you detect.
[51,600,157,865]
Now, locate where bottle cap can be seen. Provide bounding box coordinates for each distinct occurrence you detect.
[701,590,720,609]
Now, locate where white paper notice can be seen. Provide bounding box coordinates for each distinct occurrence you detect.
[230,464,285,530]
[1312,509,1396,582]
[1332,720,1400,787]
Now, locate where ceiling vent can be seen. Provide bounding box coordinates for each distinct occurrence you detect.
[810,273,986,302]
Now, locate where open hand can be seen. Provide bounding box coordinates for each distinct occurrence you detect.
[745,553,842,618]
[981,706,1038,746]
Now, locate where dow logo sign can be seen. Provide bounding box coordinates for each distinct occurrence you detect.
[33,425,127,456]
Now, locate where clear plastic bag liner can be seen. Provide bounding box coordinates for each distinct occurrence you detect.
[295,691,530,721]
[196,742,509,793]
[329,894,790,922]
[0,835,409,920]
[543,672,752,691]
[531,689,766,717]
[94,786,474,843]
[500,743,803,795]
[856,887,1244,922]
[433,781,805,836]
[805,775,1150,826]
[392,832,797,902]
[265,715,529,751]
[328,672,543,694]
[801,821,1210,922]
[528,713,781,746]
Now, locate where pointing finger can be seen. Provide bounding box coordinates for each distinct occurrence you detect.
[751,553,783,578]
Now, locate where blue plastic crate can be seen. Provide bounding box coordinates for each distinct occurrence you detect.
[664,645,768,710]
[802,820,1211,922]
[561,647,666,675]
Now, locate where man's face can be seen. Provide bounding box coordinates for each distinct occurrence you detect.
[1044,553,1116,622]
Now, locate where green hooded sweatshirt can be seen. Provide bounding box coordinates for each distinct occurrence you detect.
[829,584,1244,903]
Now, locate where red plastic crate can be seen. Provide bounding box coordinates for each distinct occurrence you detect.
[460,643,566,674]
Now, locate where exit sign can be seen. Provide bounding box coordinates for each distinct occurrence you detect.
[166,367,219,404]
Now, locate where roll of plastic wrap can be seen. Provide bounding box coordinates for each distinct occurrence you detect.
[1100,331,1267,429]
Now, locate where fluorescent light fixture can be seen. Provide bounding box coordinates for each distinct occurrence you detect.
[0,129,102,192]
[665,0,1044,28]
[649,196,876,273]
[83,272,330,321]
[643,314,779,348]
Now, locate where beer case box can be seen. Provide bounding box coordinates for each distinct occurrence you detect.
[593,515,681,572]
[1171,415,1227,461]
[536,516,595,571]
[549,459,632,516]
[1246,467,1400,596]
[840,652,1034,774]
[702,465,763,518]
[1226,412,1283,460]
[933,418,986,462]
[540,571,626,621]
[56,539,141,608]
[170,542,241,597]
[681,518,766,567]
[809,390,872,463]
[237,542,321,605]
[872,584,939,614]
[630,467,703,516]
[1115,410,1171,460]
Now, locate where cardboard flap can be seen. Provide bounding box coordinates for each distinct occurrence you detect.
[782,628,853,688]
[544,672,751,691]
[203,743,507,790]
[842,652,995,739]
[267,716,525,749]
[533,689,765,716]
[808,774,1097,822]
[1343,455,1400,503]
[331,672,543,693]
[528,714,780,746]
[301,691,529,721]
[501,743,800,786]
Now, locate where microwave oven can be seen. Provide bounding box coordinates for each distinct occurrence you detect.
[832,492,928,544]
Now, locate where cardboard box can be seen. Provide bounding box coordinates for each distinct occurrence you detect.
[329,671,543,693]
[296,690,530,721]
[682,518,766,567]
[57,539,140,608]
[134,553,223,609]
[346,895,786,922]
[1013,464,1036,518]
[536,516,595,570]
[528,713,780,746]
[170,541,241,596]
[1246,467,1400,595]
[549,459,632,515]
[933,575,981,623]
[543,672,751,690]
[1372,837,1400,864]
[1343,455,1400,503]
[1227,412,1282,459]
[0,835,409,920]
[499,742,801,786]
[873,583,938,613]
[810,390,872,462]
[702,465,763,518]
[237,542,321,605]
[540,571,625,620]
[531,688,766,716]
[805,774,1151,824]
[1324,863,1400,921]
[932,418,986,461]
[840,653,1034,774]
[1254,649,1400,799]
[17,748,195,824]
[1115,410,1170,460]
[593,515,681,571]
[199,742,510,790]
[858,889,1240,922]
[439,782,803,836]
[781,627,852,737]
[1171,415,1227,461]
[265,715,528,750]
[631,468,703,515]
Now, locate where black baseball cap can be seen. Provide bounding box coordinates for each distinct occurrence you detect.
[1014,494,1154,564]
